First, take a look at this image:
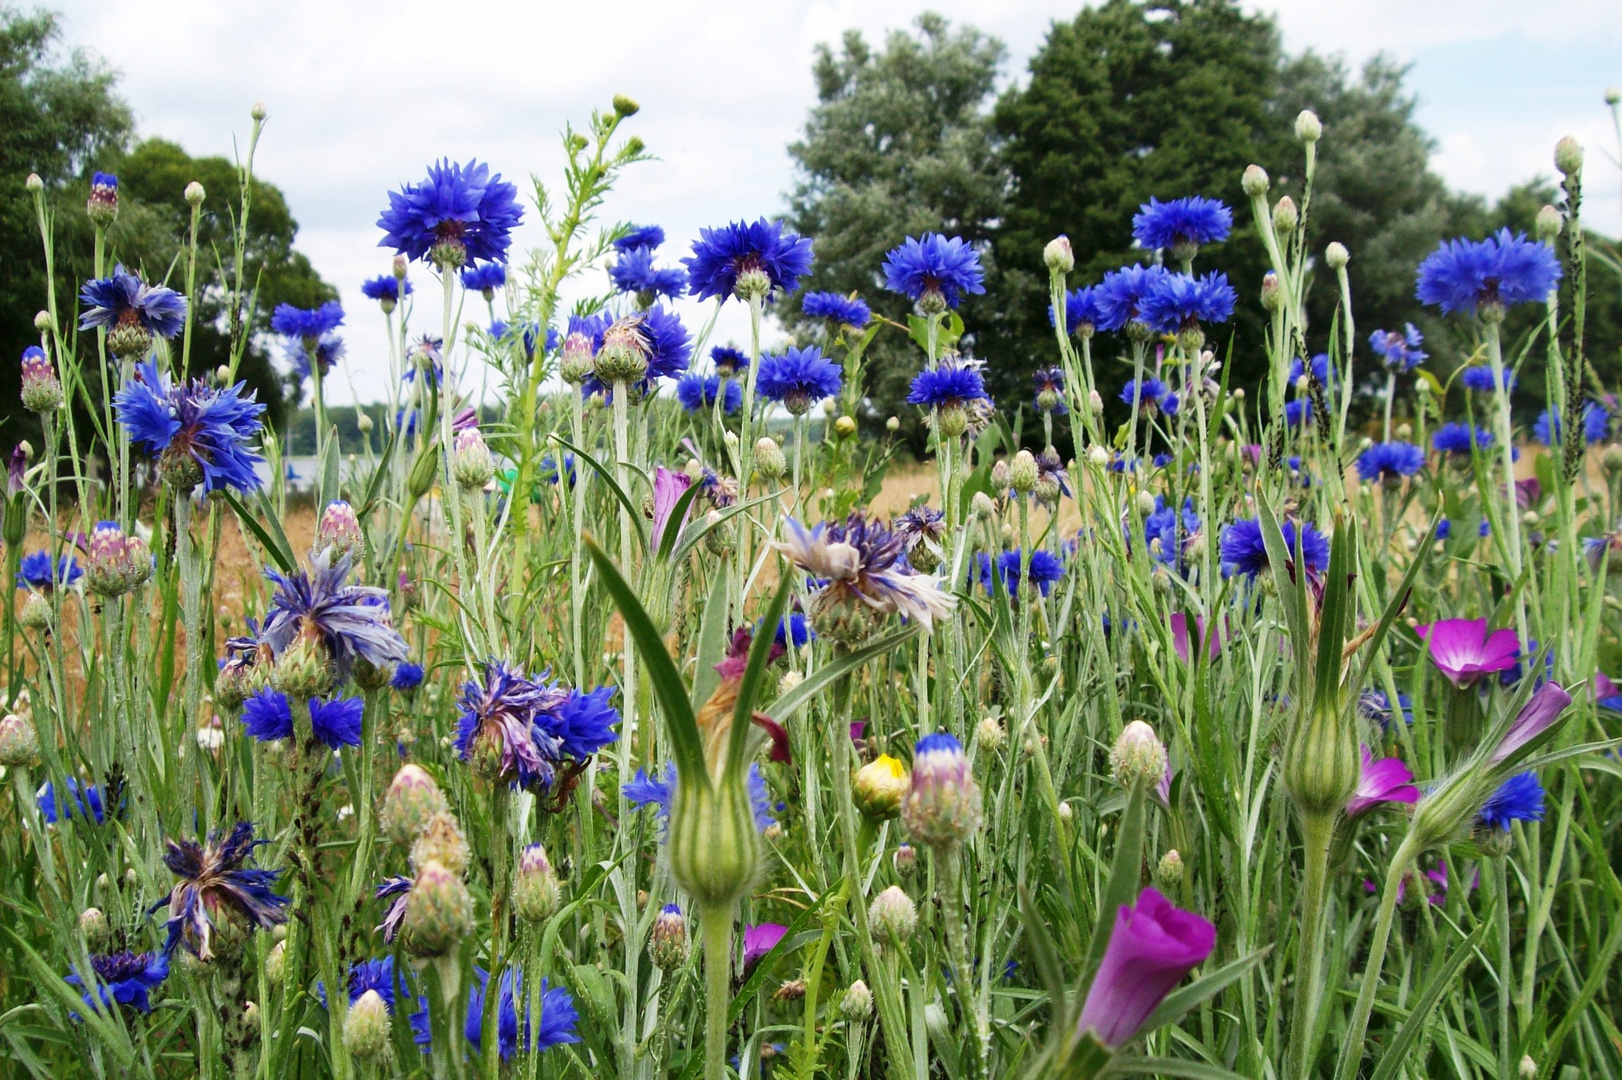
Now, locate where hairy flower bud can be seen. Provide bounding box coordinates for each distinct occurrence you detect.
[1109,721,1167,791]
[901,733,982,849]
[25,172,43,193]
[754,437,786,483]
[893,842,916,876]
[315,500,365,562]
[271,635,334,699]
[970,491,996,520]
[886,416,901,433]
[649,904,688,970]
[1241,164,1269,198]
[853,754,908,823]
[1009,450,1039,495]
[1554,136,1584,177]
[869,885,917,945]
[612,94,640,117]
[181,180,206,206]
[402,860,472,958]
[1282,699,1361,819]
[559,333,596,384]
[1043,236,1074,274]
[734,268,772,303]
[343,989,391,1060]
[86,174,118,228]
[667,772,763,909]
[1273,196,1298,235]
[452,428,496,489]
[1324,242,1349,270]
[513,843,561,924]
[841,979,874,1020]
[0,712,39,767]
[1535,204,1563,241]
[1519,1055,1538,1080]
[19,593,51,631]
[19,347,62,413]
[1157,849,1184,888]
[78,906,109,947]
[410,811,469,876]
[85,521,151,597]
[975,715,1006,752]
[834,415,857,438]
[381,764,447,846]
[265,939,287,985]
[934,403,969,439]
[1294,109,1322,142]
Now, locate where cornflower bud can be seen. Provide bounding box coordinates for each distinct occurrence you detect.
[410,811,470,876]
[1324,242,1349,270]
[869,885,917,945]
[975,715,1005,752]
[513,843,561,923]
[250,101,267,120]
[19,347,62,413]
[1294,109,1322,142]
[613,94,640,117]
[1009,450,1039,495]
[1260,271,1282,312]
[841,980,874,1020]
[1273,196,1299,234]
[971,492,996,520]
[265,939,287,984]
[893,843,916,876]
[271,635,334,699]
[343,989,391,1060]
[1044,236,1074,274]
[1554,136,1584,176]
[85,521,151,597]
[1241,164,1269,198]
[1535,205,1563,241]
[1135,489,1157,517]
[1109,721,1167,791]
[650,904,688,970]
[853,754,908,823]
[315,500,365,561]
[380,764,446,846]
[667,770,763,909]
[778,669,804,696]
[357,412,374,434]
[990,459,1011,492]
[86,173,118,228]
[834,415,857,438]
[1087,444,1110,467]
[33,310,51,332]
[78,906,109,947]
[184,181,206,206]
[452,427,496,489]
[559,333,596,384]
[0,713,39,766]
[886,416,901,433]
[754,437,786,482]
[1158,849,1184,887]
[402,860,472,958]
[1519,1056,1538,1080]
[934,403,969,439]
[25,173,43,193]
[19,593,51,631]
[1088,389,1104,415]
[901,733,982,849]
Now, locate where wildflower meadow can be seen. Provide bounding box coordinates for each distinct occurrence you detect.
[3,82,1622,1080]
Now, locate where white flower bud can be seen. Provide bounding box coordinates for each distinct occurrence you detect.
[1087,445,1110,467]
[33,310,51,332]
[1324,242,1349,269]
[1295,109,1322,142]
[251,101,267,120]
[1043,235,1074,274]
[184,181,206,206]
[886,416,901,432]
[1535,205,1563,241]
[26,173,44,192]
[1241,164,1269,197]
[1273,196,1299,234]
[1109,721,1167,791]
[1554,136,1584,176]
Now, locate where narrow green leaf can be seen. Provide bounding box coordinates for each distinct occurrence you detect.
[357,424,399,518]
[219,489,296,573]
[1352,509,1439,691]
[670,492,779,565]
[1018,882,1069,1018]
[1082,780,1148,977]
[1366,922,1486,1080]
[557,437,647,554]
[1102,1058,1254,1080]
[690,567,732,711]
[1138,947,1273,1040]
[763,623,922,726]
[727,574,792,777]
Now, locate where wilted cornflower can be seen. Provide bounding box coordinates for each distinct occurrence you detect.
[37,778,110,825]
[1120,378,1179,418]
[114,358,266,493]
[287,333,346,381]
[260,550,407,688]
[1131,195,1232,258]
[1432,422,1493,457]
[360,275,411,311]
[978,549,1065,599]
[271,301,345,342]
[676,373,742,415]
[1034,448,1070,503]
[377,158,524,269]
[454,661,567,788]
[374,877,412,942]
[1050,285,1104,336]
[459,261,507,298]
[610,245,687,302]
[78,265,187,357]
[1219,518,1329,579]
[65,950,168,1015]
[1460,365,1514,393]
[1534,401,1611,445]
[757,345,841,415]
[1032,367,1067,414]
[1096,264,1170,336]
[802,290,871,329]
[699,469,738,510]
[685,217,814,302]
[776,514,955,641]
[153,822,288,960]
[464,968,580,1060]
[1369,324,1427,372]
[882,233,986,312]
[893,503,947,573]
[1356,441,1425,483]
[1416,228,1561,317]
[240,689,364,749]
[16,550,81,591]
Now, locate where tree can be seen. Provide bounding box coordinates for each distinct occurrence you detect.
[783,13,1007,445]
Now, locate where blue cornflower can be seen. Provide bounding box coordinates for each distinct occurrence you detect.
[77,264,187,341]
[1356,441,1426,482]
[580,306,692,398]
[287,333,346,380]
[540,453,576,487]
[1432,422,1493,456]
[1289,353,1332,388]
[625,762,775,831]
[1368,324,1427,372]
[610,246,687,301]
[490,321,557,361]
[464,969,580,1060]
[802,291,871,328]
[377,158,524,268]
[392,661,424,692]
[1476,772,1545,831]
[1358,689,1414,729]
[1095,264,1170,333]
[1131,196,1232,254]
[271,301,344,341]
[615,224,665,252]
[66,950,168,1016]
[711,345,747,377]
[260,550,408,683]
[37,778,109,825]
[455,662,616,790]
[551,685,621,761]
[757,345,842,415]
[1138,271,1236,335]
[1460,365,1515,392]
[1144,496,1200,569]
[978,549,1065,598]
[319,956,413,1015]
[153,821,288,959]
[1050,284,1105,336]
[775,612,815,649]
[1534,401,1611,445]
[16,550,82,590]
[908,356,989,410]
[460,262,507,295]
[882,233,985,309]
[1033,366,1067,414]
[676,373,742,415]
[1416,229,1561,315]
[114,359,266,493]
[241,689,364,749]
[1435,519,1453,540]
[360,275,411,305]
[1220,518,1329,578]
[90,171,118,190]
[1120,377,1179,418]
[685,218,813,302]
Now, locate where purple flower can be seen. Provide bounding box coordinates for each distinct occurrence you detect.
[66,951,168,1015]
[153,822,288,959]
[685,218,813,302]
[377,158,524,268]
[1369,324,1427,372]
[1075,887,1216,1049]
[260,550,408,684]
[1415,618,1520,688]
[1131,196,1232,254]
[776,514,955,631]
[374,877,411,942]
[882,234,985,309]
[652,466,693,546]
[454,661,569,789]
[1170,613,1219,663]
[1595,673,1622,712]
[742,923,789,967]
[1488,681,1571,765]
[1345,747,1420,817]
[1416,229,1561,315]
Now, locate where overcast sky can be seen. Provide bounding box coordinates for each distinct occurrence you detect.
[50,0,1622,406]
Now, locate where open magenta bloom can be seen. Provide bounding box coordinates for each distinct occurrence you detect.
[1345,747,1419,817]
[1076,887,1215,1048]
[1415,617,1519,688]
[742,923,788,967]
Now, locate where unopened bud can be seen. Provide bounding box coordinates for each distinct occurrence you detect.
[265,940,287,985]
[841,980,873,1020]
[1009,450,1038,495]
[1294,109,1322,142]
[1158,849,1184,887]
[1554,136,1584,177]
[613,94,640,117]
[1109,721,1167,791]
[1607,87,1622,106]
[402,860,472,958]
[381,764,448,846]
[184,181,206,206]
[971,492,996,520]
[1241,164,1269,198]
[886,416,900,433]
[754,437,786,482]
[1273,196,1298,234]
[901,733,981,848]
[1261,271,1282,312]
[975,715,1005,752]
[343,989,391,1060]
[0,713,39,767]
[1043,236,1074,274]
[893,842,916,876]
[452,428,496,489]
[78,906,108,947]
[869,885,917,945]
[33,310,51,332]
[1057,801,1073,824]
[834,415,857,438]
[250,101,267,120]
[19,593,51,631]
[513,843,561,923]
[1135,489,1157,517]
[1324,242,1349,270]
[853,754,908,822]
[1518,1055,1537,1080]
[358,412,374,434]
[315,500,365,561]
[25,173,43,193]
[1087,445,1110,468]
[409,811,470,876]
[649,904,688,970]
[1535,205,1562,241]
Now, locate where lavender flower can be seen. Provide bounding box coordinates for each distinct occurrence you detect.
[1487,681,1571,765]
[153,822,288,959]
[114,358,265,493]
[776,514,955,638]
[78,265,187,356]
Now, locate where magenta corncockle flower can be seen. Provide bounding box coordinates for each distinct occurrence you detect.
[1415,618,1520,687]
[651,466,692,546]
[1170,613,1220,663]
[1345,746,1419,817]
[1488,681,1571,766]
[1076,887,1215,1049]
[742,923,788,967]
[850,720,867,742]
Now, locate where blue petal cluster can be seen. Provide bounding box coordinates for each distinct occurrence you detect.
[1050,285,1104,335]
[16,550,82,590]
[684,218,813,302]
[464,968,580,1059]
[882,234,985,308]
[37,778,109,824]
[1368,324,1427,372]
[757,345,842,411]
[154,821,288,957]
[460,262,507,293]
[271,301,344,340]
[241,690,364,749]
[1131,196,1232,252]
[978,549,1065,598]
[802,291,871,328]
[1144,496,1201,570]
[625,762,775,832]
[908,357,988,409]
[1119,378,1179,417]
[710,345,747,376]
[288,333,346,380]
[610,246,688,300]
[1356,441,1426,482]
[260,550,409,683]
[114,359,266,493]
[377,159,524,267]
[1432,422,1493,455]
[392,661,425,692]
[1533,401,1611,445]
[615,225,665,252]
[1095,265,1170,332]
[1220,518,1329,578]
[1138,271,1236,333]
[1460,365,1514,392]
[66,951,168,1015]
[1476,772,1545,830]
[676,373,742,415]
[360,275,411,304]
[1416,229,1561,315]
[78,265,187,338]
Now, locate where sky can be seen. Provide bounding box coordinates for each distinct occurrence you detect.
[50,0,1622,406]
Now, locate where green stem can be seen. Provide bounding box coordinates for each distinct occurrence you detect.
[702,904,734,1080]
[1288,811,1336,1079]
[1335,833,1417,1080]
[1493,856,1513,1080]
